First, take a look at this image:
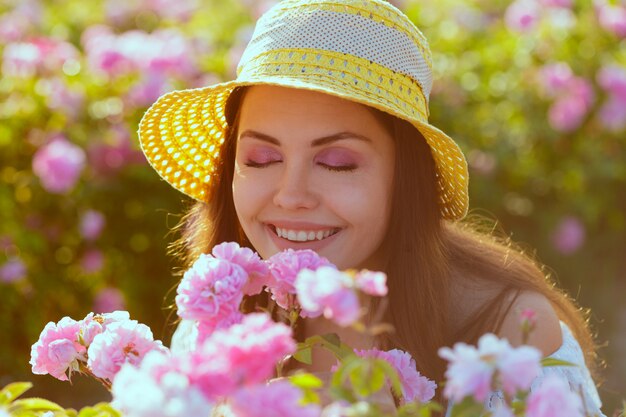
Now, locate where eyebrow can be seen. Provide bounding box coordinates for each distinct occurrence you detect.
[238,129,372,147]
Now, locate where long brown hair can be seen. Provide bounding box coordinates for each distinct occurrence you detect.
[169,86,600,388]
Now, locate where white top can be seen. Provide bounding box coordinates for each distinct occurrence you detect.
[482,321,605,416]
[173,320,605,416]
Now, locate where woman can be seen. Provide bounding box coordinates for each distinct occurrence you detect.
[138,0,604,412]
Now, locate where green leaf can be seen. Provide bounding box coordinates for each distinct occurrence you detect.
[448,397,485,417]
[289,373,323,389]
[293,346,312,365]
[540,357,576,367]
[0,382,33,405]
[9,397,65,413]
[77,402,122,417]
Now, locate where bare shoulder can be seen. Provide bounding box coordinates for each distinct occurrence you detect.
[498,290,563,356]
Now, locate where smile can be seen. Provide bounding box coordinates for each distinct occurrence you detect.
[270,225,340,242]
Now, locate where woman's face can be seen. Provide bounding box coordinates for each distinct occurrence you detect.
[232,85,395,270]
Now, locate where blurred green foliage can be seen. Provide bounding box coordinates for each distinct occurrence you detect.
[0,0,624,412]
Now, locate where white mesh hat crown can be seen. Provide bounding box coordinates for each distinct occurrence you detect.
[139,0,469,220]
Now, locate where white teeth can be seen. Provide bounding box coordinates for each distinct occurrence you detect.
[275,227,337,242]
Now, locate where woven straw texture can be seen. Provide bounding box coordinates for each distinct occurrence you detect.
[139,0,469,220]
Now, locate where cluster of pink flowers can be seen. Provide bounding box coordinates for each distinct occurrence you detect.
[594,0,626,38]
[438,333,542,402]
[32,136,86,194]
[111,312,296,417]
[230,380,321,417]
[504,0,572,33]
[30,311,166,382]
[355,348,436,404]
[539,62,595,132]
[1,37,78,78]
[295,267,388,326]
[596,64,626,132]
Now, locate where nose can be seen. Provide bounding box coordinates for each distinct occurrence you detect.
[272,161,319,210]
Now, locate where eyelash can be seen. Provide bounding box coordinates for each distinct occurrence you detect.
[244,160,357,172]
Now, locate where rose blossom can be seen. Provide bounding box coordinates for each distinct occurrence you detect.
[526,374,584,417]
[439,334,541,402]
[354,270,388,296]
[231,380,321,417]
[295,267,361,325]
[79,310,131,346]
[355,348,436,403]
[505,0,541,32]
[112,350,212,417]
[32,137,86,194]
[267,249,334,310]
[211,242,270,295]
[187,313,295,399]
[30,317,86,381]
[175,254,248,322]
[88,320,168,380]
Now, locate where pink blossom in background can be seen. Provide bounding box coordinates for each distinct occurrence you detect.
[539,62,574,97]
[547,77,594,132]
[467,149,497,176]
[82,26,197,79]
[551,216,586,254]
[0,257,27,283]
[88,320,168,380]
[188,313,295,398]
[175,254,248,322]
[93,288,126,313]
[355,348,436,404]
[538,0,572,8]
[1,37,78,77]
[80,210,106,241]
[105,0,200,23]
[595,0,626,38]
[80,311,131,346]
[526,374,584,417]
[355,270,388,296]
[32,137,86,194]
[231,380,321,417]
[112,350,213,417]
[87,125,144,176]
[30,317,86,381]
[597,64,626,99]
[125,71,171,107]
[0,0,42,43]
[237,0,279,20]
[492,405,516,417]
[598,96,626,131]
[80,249,105,274]
[504,0,541,32]
[211,242,270,295]
[41,78,85,120]
[267,249,334,310]
[295,267,361,326]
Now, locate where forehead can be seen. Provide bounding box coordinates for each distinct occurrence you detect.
[238,85,390,136]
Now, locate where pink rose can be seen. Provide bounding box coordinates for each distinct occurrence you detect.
[211,242,270,295]
[295,267,361,326]
[355,348,437,403]
[188,313,295,399]
[498,345,542,395]
[30,317,86,381]
[355,270,388,296]
[87,320,168,380]
[231,380,321,417]
[79,311,131,346]
[111,350,212,417]
[175,254,248,322]
[526,374,584,417]
[32,137,86,194]
[267,249,334,310]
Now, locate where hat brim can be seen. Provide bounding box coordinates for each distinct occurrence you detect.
[139,77,468,220]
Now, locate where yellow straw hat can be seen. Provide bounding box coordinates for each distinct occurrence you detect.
[138,0,469,220]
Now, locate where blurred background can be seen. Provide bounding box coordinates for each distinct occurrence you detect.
[0,0,624,413]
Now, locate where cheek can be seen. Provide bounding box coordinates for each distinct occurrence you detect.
[232,166,267,223]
